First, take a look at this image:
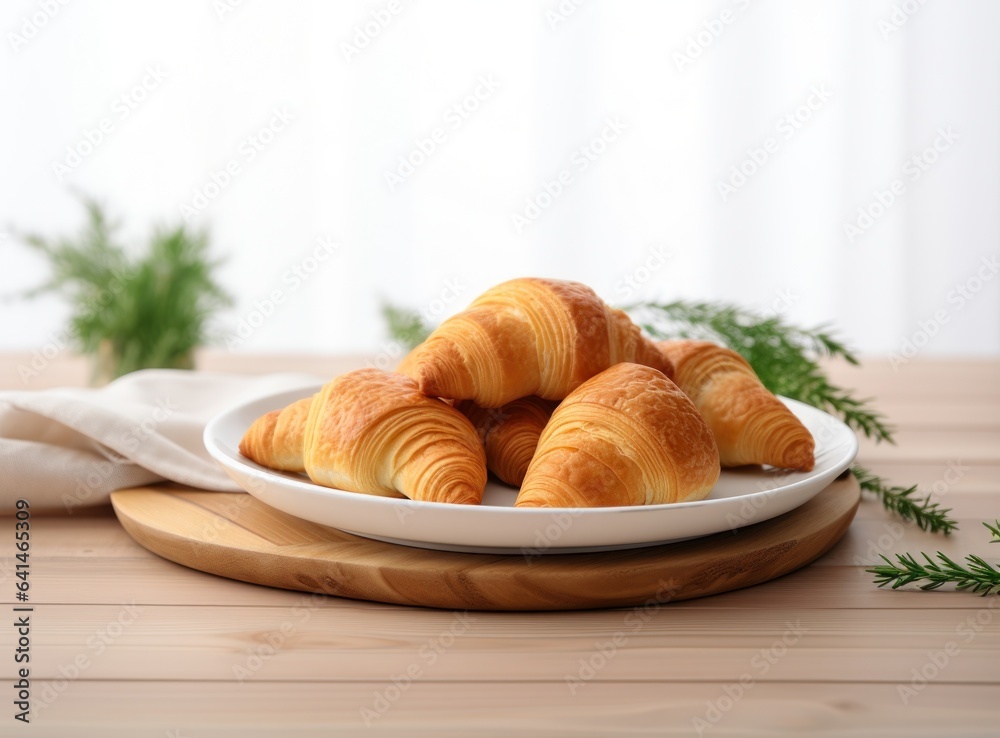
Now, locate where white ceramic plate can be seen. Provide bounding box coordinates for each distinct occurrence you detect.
[204,386,858,554]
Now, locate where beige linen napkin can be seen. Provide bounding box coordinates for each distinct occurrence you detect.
[0,369,321,512]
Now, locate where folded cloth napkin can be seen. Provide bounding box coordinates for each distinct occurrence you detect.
[0,369,322,512]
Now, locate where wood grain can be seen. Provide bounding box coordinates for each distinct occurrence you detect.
[108,477,860,611]
[8,603,1000,684]
[21,681,1000,738]
[1,354,997,735]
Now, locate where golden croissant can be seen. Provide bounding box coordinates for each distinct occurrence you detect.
[398,277,672,407]
[516,363,720,508]
[239,369,487,504]
[238,397,313,473]
[456,396,557,487]
[657,340,815,472]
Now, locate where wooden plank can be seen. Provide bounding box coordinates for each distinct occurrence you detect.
[6,603,996,643]
[859,461,1000,492]
[0,352,370,391]
[15,642,1000,686]
[822,358,1000,399]
[857,430,1000,463]
[22,681,1000,737]
[0,353,90,390]
[816,517,1000,566]
[4,604,999,684]
[8,511,152,559]
[852,491,999,521]
[868,398,1000,430]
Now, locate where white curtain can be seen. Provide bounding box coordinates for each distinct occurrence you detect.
[2,0,998,356]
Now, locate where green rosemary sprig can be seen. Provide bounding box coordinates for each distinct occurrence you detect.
[988,520,1000,544]
[852,465,957,535]
[627,301,893,442]
[867,522,1000,594]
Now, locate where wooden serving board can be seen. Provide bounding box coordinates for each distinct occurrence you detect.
[111,474,860,611]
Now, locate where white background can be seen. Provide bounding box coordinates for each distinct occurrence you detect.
[2,0,998,357]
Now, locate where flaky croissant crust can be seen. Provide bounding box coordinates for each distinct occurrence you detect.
[516,363,720,508]
[238,396,312,473]
[457,396,557,487]
[657,340,815,472]
[241,369,487,504]
[398,278,672,407]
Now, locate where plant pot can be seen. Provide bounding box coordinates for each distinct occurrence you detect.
[89,339,196,386]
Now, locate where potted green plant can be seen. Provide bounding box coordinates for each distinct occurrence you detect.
[16,196,231,384]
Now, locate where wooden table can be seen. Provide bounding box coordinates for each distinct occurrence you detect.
[2,354,998,736]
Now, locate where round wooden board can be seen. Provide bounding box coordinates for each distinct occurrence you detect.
[111,474,860,611]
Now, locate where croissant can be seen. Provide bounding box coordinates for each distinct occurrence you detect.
[656,340,815,471]
[515,363,719,508]
[456,396,558,486]
[238,397,313,473]
[239,369,487,504]
[397,278,672,407]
